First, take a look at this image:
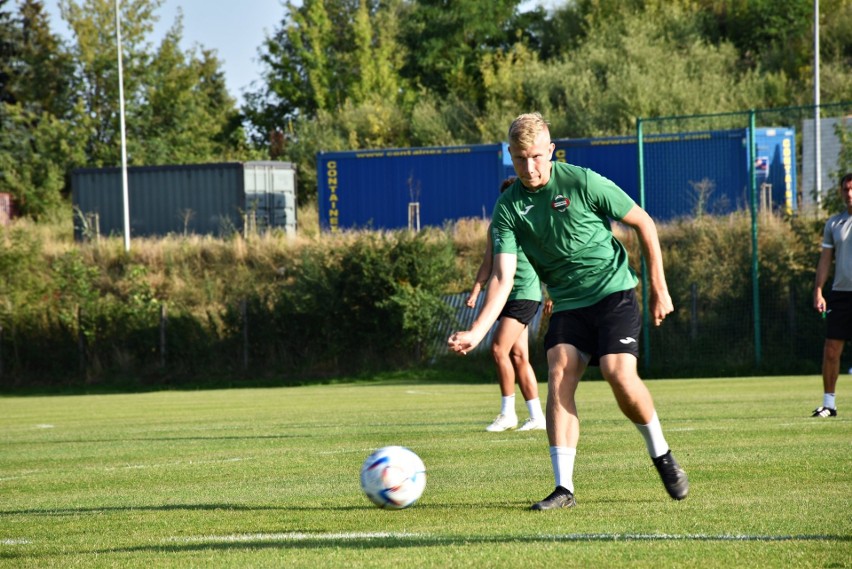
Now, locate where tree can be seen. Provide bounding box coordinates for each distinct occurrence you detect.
[0,104,82,217]
[699,0,814,79]
[244,0,349,143]
[397,0,519,105]
[0,0,79,218]
[0,0,19,105]
[245,0,411,145]
[59,0,161,166]
[58,0,246,167]
[245,0,413,204]
[130,11,246,164]
[16,0,75,117]
[0,0,249,219]
[349,0,407,107]
[509,4,784,137]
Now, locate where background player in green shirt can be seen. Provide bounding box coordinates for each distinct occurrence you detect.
[467,177,549,433]
[449,112,689,510]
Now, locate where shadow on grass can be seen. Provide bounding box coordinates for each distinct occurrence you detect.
[0,504,286,516]
[0,501,536,517]
[93,531,852,555]
[8,433,311,445]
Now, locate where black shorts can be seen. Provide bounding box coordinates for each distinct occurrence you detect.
[544,289,641,366]
[826,290,852,341]
[498,299,540,326]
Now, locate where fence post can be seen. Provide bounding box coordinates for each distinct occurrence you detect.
[77,305,86,374]
[241,299,249,372]
[636,117,651,368]
[690,283,698,341]
[0,323,3,379]
[748,110,763,367]
[159,303,167,369]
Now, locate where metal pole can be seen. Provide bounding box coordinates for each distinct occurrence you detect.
[241,299,249,372]
[814,0,822,210]
[637,118,651,367]
[159,303,167,369]
[749,111,762,367]
[115,0,130,252]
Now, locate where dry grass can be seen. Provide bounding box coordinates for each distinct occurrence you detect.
[447,217,489,290]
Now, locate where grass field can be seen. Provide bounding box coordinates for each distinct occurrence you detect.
[1,375,850,568]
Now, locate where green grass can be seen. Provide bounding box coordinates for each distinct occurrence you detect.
[1,376,849,568]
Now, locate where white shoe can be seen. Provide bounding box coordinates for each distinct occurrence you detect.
[485,414,518,432]
[516,417,546,431]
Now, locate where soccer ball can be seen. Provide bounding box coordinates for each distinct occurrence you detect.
[360,446,426,509]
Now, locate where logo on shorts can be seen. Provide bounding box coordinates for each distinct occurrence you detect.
[619,337,637,344]
[551,194,570,212]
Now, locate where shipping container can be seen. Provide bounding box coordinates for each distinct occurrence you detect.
[317,143,507,232]
[71,162,296,239]
[318,128,796,231]
[551,127,797,220]
[801,117,851,206]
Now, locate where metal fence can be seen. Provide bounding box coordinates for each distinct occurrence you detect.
[429,292,547,359]
[636,103,852,375]
[435,103,852,377]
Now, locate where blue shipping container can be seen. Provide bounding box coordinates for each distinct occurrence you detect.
[320,127,797,231]
[317,144,507,231]
[549,127,797,221]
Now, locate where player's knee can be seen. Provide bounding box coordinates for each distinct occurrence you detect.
[824,340,844,361]
[509,348,527,366]
[490,344,508,362]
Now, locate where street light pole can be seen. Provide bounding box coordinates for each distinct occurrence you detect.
[814,0,821,211]
[115,0,130,252]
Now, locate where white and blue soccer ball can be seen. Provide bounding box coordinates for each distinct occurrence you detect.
[360,446,426,509]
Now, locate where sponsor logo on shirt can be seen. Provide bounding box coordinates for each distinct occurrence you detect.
[551,194,570,212]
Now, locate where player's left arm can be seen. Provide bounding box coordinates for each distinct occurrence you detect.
[620,204,673,326]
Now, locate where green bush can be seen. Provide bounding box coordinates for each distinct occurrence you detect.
[0,212,836,391]
[242,229,457,379]
[641,212,824,377]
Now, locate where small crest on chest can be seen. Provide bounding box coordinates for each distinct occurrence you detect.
[551,194,570,212]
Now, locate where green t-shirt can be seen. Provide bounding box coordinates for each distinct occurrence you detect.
[491,161,638,312]
[486,223,542,302]
[508,242,542,302]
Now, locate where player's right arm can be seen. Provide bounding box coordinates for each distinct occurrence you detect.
[449,252,516,355]
[813,246,834,313]
[465,229,494,308]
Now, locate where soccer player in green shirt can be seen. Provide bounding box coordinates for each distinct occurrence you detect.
[449,112,689,509]
[467,176,548,433]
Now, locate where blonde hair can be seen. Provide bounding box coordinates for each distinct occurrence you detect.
[508,112,550,149]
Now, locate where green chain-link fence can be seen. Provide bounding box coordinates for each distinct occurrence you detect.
[636,102,852,376]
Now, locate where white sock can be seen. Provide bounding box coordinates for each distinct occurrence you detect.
[824,393,836,409]
[526,397,545,421]
[549,446,576,493]
[634,411,669,459]
[500,395,516,417]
